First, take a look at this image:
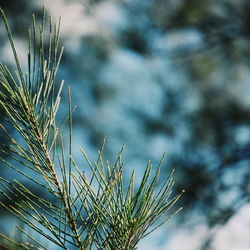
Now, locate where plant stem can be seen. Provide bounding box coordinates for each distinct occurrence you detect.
[125,229,133,250]
[27,107,83,249]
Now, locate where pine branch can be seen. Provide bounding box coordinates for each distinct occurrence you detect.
[0,7,184,250]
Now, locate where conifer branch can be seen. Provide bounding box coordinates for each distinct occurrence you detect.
[0,7,184,250]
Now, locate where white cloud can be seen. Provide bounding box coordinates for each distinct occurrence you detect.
[163,225,208,250]
[36,0,98,51]
[212,204,250,250]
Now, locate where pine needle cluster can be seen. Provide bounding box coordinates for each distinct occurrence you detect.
[0,8,184,250]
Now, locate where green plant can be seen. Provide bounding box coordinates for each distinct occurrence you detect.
[0,8,184,250]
